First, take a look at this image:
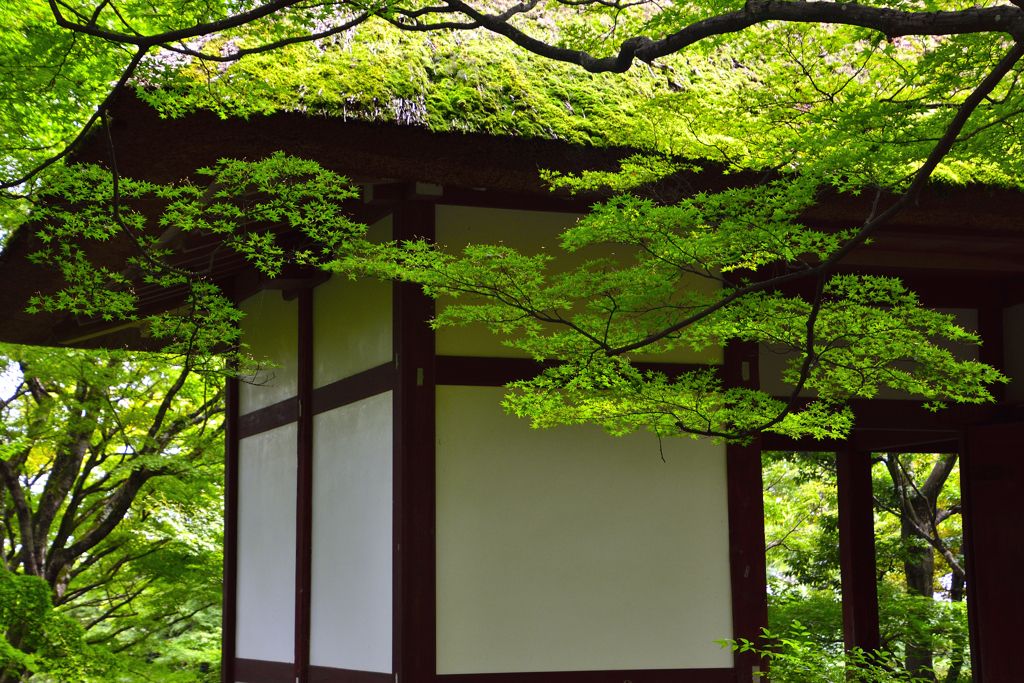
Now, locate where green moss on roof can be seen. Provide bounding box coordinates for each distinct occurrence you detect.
[140,20,678,148]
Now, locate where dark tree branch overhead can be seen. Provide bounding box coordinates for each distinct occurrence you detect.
[414,34,1019,441]
[0,46,147,190]
[1,0,1018,465]
[2,0,1020,192]
[448,0,1024,73]
[159,11,370,62]
[47,0,313,46]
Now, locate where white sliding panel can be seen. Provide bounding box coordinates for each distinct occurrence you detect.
[236,424,298,663]
[434,206,581,360]
[435,386,733,674]
[309,392,394,672]
[313,274,392,388]
[238,290,299,413]
[314,215,393,388]
[434,205,721,364]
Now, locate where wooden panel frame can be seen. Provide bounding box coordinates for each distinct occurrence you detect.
[238,397,299,440]
[426,345,763,682]
[959,432,983,683]
[236,660,395,683]
[238,363,396,440]
[223,376,240,683]
[310,666,396,683]
[236,658,295,683]
[436,669,733,683]
[977,307,1005,403]
[313,363,395,414]
[231,289,399,682]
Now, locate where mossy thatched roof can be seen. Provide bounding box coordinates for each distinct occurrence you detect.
[140,18,682,149]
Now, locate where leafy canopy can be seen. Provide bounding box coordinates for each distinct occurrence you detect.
[0,344,225,682]
[2,0,1022,440]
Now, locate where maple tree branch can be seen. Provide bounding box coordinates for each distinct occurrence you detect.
[159,11,370,62]
[0,46,147,191]
[0,459,39,576]
[47,0,309,46]
[451,0,1024,74]
[609,37,1024,358]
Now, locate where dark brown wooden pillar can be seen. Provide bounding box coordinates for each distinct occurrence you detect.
[222,374,239,683]
[977,308,1005,403]
[962,422,1024,683]
[295,287,315,683]
[836,450,880,653]
[393,201,437,683]
[723,341,768,683]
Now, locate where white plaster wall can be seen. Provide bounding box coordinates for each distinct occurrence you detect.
[236,424,298,663]
[309,392,394,672]
[314,215,393,388]
[1005,304,1024,401]
[435,386,733,674]
[937,308,980,362]
[238,290,299,414]
[313,275,392,387]
[434,205,721,364]
[760,307,979,400]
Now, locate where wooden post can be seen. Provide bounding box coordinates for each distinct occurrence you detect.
[393,201,437,683]
[723,341,769,683]
[963,422,1024,683]
[295,287,315,683]
[222,374,239,683]
[836,450,880,654]
[976,308,1005,403]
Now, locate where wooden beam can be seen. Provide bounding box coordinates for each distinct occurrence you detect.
[236,658,294,683]
[238,397,300,440]
[434,355,710,387]
[435,669,733,683]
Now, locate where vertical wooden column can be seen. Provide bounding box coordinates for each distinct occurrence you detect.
[836,450,880,653]
[723,341,769,683]
[295,288,315,683]
[393,201,437,683]
[958,433,982,683]
[963,422,1024,683]
[977,308,1005,403]
[222,374,239,683]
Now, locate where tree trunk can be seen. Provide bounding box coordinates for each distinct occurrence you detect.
[902,499,936,681]
[885,453,959,682]
[942,569,967,683]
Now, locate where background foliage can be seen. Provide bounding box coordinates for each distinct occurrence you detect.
[762,451,971,681]
[0,345,223,683]
[3,0,1023,678]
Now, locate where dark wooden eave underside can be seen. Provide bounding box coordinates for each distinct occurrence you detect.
[2,91,1024,350]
